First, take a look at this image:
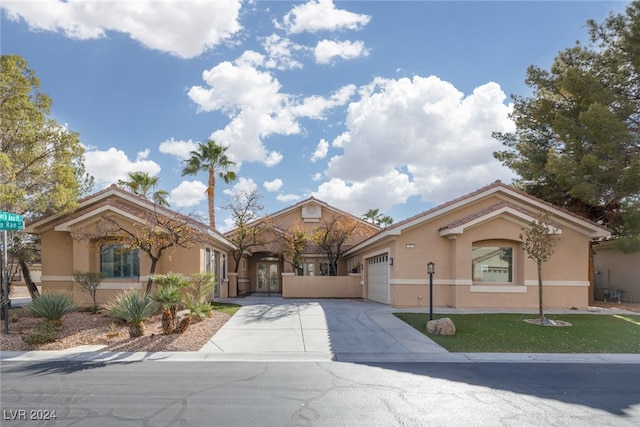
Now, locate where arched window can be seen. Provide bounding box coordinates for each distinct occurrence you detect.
[472,246,513,283]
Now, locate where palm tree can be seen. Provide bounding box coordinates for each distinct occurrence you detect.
[118,171,170,207]
[181,140,237,229]
[362,208,381,224]
[362,208,393,228]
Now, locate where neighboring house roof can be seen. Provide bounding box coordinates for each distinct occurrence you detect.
[24,184,236,249]
[345,180,611,255]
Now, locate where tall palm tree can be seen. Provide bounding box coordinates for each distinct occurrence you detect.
[118,171,170,207]
[362,208,381,224]
[181,140,236,229]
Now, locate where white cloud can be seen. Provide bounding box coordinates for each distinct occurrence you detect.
[331,131,350,148]
[290,84,356,119]
[83,147,161,189]
[263,34,304,70]
[314,39,368,64]
[189,58,353,168]
[188,58,295,167]
[279,0,370,34]
[2,0,243,59]
[158,138,198,161]
[311,172,323,181]
[264,179,284,192]
[311,139,329,162]
[276,194,301,203]
[312,170,418,214]
[321,76,515,207]
[169,180,207,208]
[223,177,258,197]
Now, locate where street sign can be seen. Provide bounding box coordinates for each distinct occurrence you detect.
[0,211,24,231]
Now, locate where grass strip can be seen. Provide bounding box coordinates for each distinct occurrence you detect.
[211,302,242,316]
[394,313,640,353]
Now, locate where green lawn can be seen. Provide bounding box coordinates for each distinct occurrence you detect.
[394,313,640,353]
[211,301,242,316]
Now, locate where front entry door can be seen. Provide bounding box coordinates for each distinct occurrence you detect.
[257,262,280,294]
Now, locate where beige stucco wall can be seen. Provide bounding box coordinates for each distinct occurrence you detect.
[347,194,594,309]
[282,274,363,299]
[594,241,640,303]
[36,219,231,307]
[226,200,378,292]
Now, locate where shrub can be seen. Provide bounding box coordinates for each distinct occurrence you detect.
[27,292,77,325]
[151,283,183,334]
[183,273,215,321]
[184,294,213,321]
[106,291,159,338]
[73,270,104,314]
[187,273,216,302]
[22,321,61,345]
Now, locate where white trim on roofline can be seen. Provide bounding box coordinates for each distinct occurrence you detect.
[346,184,609,255]
[53,205,140,232]
[439,206,563,237]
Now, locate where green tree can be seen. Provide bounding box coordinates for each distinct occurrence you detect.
[118,171,170,207]
[0,54,93,217]
[181,140,237,229]
[1,54,94,303]
[362,208,393,228]
[520,213,560,323]
[493,2,640,252]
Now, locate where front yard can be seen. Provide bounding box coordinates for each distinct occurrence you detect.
[395,311,640,353]
[0,302,241,352]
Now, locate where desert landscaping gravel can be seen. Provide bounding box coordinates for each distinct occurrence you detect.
[0,308,230,352]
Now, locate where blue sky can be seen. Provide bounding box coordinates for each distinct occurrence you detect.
[1,0,629,230]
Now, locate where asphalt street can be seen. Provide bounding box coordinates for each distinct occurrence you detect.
[1,360,639,426]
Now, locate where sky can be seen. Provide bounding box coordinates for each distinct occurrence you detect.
[1,0,630,230]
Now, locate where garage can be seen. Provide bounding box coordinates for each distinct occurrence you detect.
[367,254,389,304]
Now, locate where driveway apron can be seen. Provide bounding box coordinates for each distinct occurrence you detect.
[200,297,447,359]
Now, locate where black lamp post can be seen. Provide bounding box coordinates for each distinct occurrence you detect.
[427,261,435,320]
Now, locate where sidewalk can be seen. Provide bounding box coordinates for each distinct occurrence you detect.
[2,296,639,364]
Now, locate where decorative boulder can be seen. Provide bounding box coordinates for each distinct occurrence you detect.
[426,317,456,336]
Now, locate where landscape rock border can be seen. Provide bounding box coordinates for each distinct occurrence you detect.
[523,318,572,327]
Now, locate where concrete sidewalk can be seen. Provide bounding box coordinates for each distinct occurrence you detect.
[2,296,639,364]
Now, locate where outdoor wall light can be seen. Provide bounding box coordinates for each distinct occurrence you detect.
[427,261,435,320]
[389,257,394,266]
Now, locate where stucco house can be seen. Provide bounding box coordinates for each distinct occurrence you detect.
[225,197,380,296]
[343,181,611,308]
[25,180,611,310]
[24,185,235,306]
[226,181,610,309]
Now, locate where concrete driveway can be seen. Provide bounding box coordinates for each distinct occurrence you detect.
[200,296,447,361]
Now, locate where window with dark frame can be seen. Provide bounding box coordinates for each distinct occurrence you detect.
[100,245,140,279]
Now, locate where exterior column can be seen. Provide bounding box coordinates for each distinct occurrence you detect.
[227,273,238,298]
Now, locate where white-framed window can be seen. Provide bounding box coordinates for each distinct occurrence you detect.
[472,246,513,283]
[100,245,140,279]
[303,262,315,276]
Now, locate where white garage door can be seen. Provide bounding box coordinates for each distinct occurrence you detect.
[367,254,389,304]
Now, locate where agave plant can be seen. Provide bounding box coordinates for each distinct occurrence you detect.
[27,292,77,326]
[106,291,159,337]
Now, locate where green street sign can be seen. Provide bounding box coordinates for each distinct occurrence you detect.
[0,211,24,231]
